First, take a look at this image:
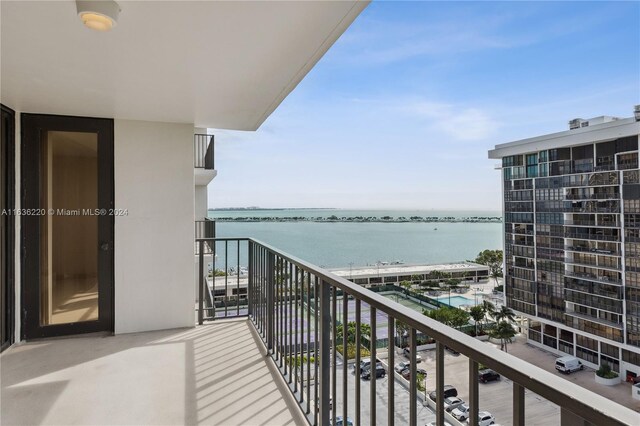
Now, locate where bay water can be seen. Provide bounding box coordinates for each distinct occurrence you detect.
[209,209,502,268]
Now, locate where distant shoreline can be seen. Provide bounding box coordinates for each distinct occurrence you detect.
[213,216,502,223]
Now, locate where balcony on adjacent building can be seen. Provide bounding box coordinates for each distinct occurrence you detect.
[194,134,217,186]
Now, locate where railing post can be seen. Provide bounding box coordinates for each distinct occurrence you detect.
[198,240,204,325]
[248,240,253,317]
[267,251,275,352]
[435,341,445,426]
[513,382,525,426]
[319,279,331,426]
[469,359,479,426]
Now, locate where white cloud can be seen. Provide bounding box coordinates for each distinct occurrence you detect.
[400,100,500,142]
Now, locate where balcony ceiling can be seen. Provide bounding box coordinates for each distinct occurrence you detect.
[0,1,368,130]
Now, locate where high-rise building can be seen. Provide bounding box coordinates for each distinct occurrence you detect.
[489,107,640,381]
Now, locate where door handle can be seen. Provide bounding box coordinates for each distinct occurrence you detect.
[100,242,110,251]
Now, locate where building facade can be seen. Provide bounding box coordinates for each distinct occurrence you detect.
[489,109,640,380]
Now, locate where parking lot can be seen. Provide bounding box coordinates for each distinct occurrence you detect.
[332,357,437,425]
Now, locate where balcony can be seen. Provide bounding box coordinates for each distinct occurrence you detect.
[194,238,634,426]
[195,218,216,254]
[1,238,635,426]
[194,134,217,186]
[1,318,306,425]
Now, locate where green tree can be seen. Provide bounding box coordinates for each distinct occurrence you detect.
[336,321,371,346]
[424,306,470,330]
[495,305,516,324]
[475,249,503,288]
[469,305,486,335]
[482,300,496,330]
[410,274,423,284]
[490,321,516,352]
[400,280,412,291]
[396,320,409,348]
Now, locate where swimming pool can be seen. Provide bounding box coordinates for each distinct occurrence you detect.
[435,295,477,308]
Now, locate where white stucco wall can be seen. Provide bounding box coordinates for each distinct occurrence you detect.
[114,120,194,334]
[195,185,208,219]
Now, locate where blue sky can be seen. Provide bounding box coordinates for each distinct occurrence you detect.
[211,1,639,211]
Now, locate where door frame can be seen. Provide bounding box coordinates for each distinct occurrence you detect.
[21,113,114,339]
[1,104,15,351]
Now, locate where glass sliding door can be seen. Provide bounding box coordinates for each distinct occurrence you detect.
[39,131,99,325]
[22,114,113,339]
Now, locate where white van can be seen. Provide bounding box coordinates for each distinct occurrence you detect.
[555,356,583,374]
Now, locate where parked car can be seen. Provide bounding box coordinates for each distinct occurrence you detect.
[429,385,458,402]
[555,356,583,374]
[469,411,495,426]
[331,416,354,426]
[358,358,382,371]
[361,365,386,380]
[402,347,423,363]
[401,368,427,380]
[395,361,411,373]
[444,396,465,412]
[426,422,453,426]
[451,404,471,421]
[478,369,501,383]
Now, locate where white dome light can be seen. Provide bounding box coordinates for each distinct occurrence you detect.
[76,1,120,31]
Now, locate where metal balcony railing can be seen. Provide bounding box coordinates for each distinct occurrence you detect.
[195,237,635,426]
[194,134,215,169]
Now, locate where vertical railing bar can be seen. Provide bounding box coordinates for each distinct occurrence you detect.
[259,246,263,334]
[342,291,348,425]
[387,315,395,426]
[469,359,479,426]
[236,240,240,316]
[370,306,377,426]
[513,382,525,426]
[248,241,253,319]
[267,251,274,353]
[278,258,283,366]
[331,287,337,426]
[212,240,217,319]
[264,247,267,336]
[306,271,311,414]
[319,279,331,426]
[278,258,287,370]
[314,275,319,426]
[409,327,417,426]
[289,262,293,383]
[198,240,204,325]
[355,299,361,426]
[295,265,300,395]
[224,240,228,318]
[435,341,445,426]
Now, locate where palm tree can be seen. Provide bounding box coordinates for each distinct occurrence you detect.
[481,300,496,332]
[490,269,501,290]
[396,321,409,349]
[469,305,485,335]
[495,305,516,324]
[490,321,516,352]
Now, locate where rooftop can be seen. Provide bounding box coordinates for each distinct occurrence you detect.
[488,115,639,159]
[329,262,489,278]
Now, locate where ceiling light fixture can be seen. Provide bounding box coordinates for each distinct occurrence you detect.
[76,1,120,31]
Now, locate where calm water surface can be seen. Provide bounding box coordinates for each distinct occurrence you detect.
[209,209,502,268]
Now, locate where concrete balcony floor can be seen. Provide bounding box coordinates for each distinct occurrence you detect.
[1,319,306,425]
